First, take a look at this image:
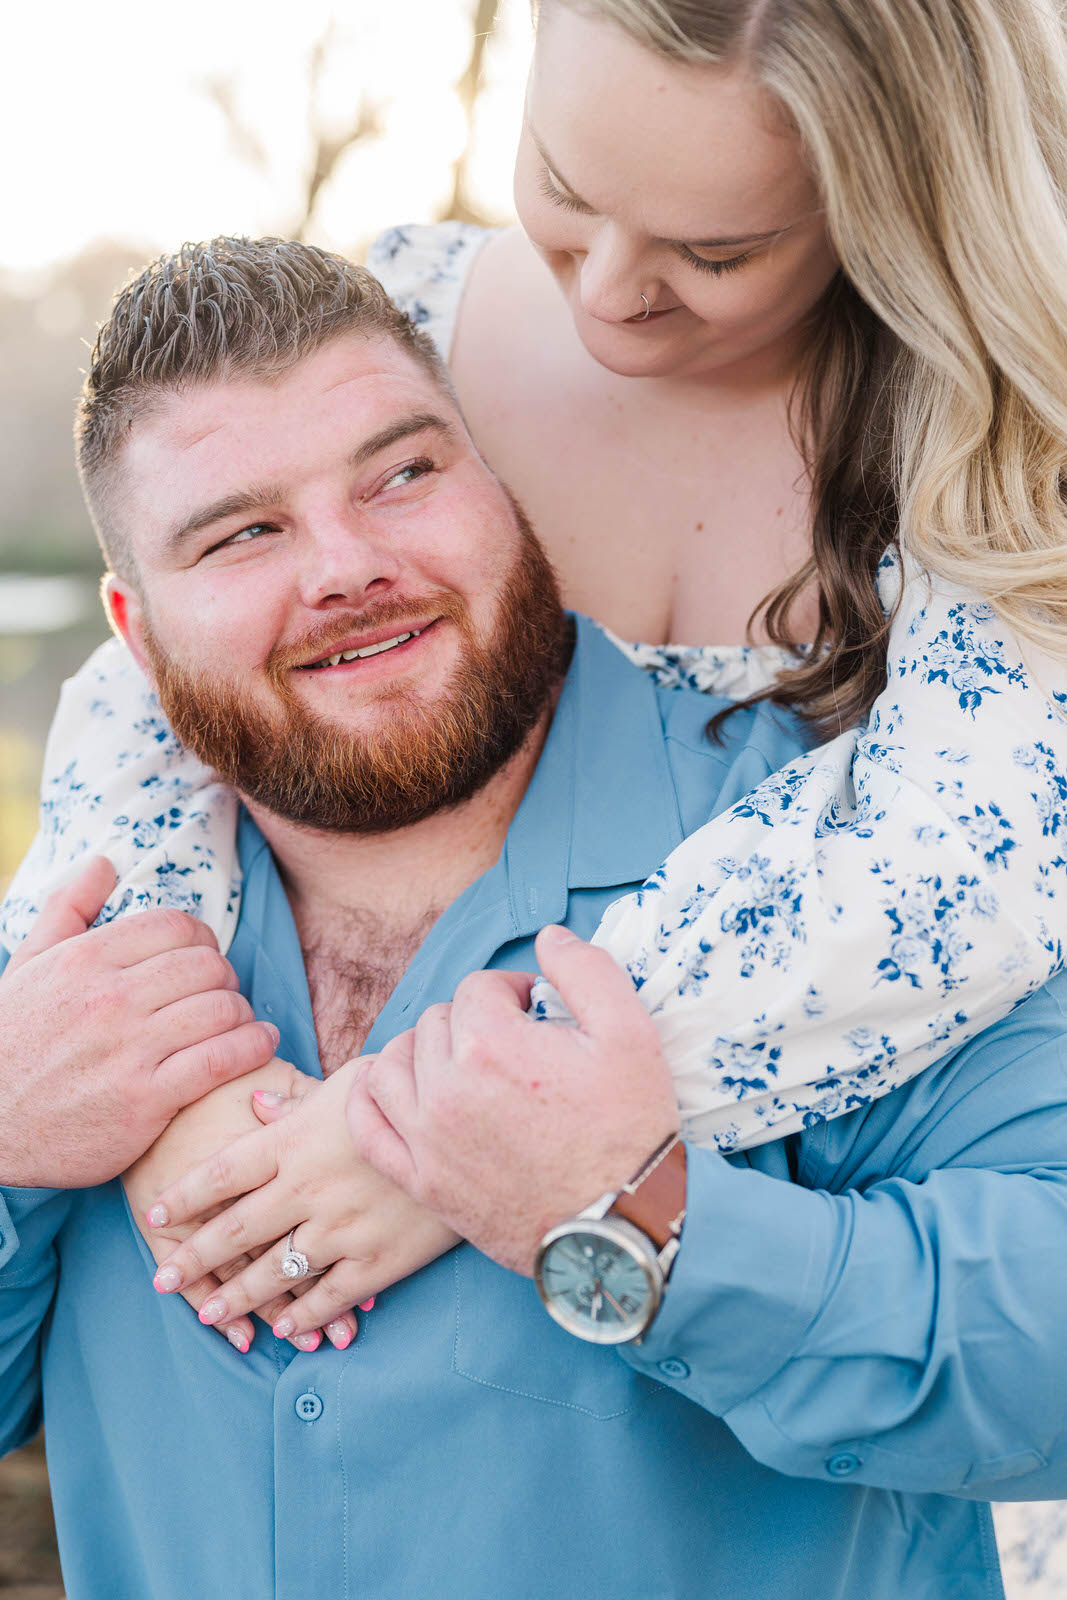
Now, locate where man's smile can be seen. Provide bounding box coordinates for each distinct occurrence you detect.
[298,617,442,673]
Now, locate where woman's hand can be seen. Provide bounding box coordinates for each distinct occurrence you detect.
[144,1057,461,1341]
[123,1057,357,1352]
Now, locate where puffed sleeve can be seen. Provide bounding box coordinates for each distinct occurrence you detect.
[535,554,1066,1151]
[0,638,240,955]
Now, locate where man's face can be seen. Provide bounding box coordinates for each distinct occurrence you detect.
[108,333,569,831]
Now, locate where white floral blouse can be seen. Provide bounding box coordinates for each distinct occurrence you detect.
[1,219,1064,1589]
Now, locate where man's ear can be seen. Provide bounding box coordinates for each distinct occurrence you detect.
[103,574,150,675]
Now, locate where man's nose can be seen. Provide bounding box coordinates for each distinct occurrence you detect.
[296,512,403,609]
[577,224,655,323]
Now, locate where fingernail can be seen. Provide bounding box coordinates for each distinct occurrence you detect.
[225,1327,249,1353]
[266,1024,281,1046]
[199,1298,226,1326]
[253,1089,284,1108]
[294,1331,321,1352]
[273,1315,295,1339]
[358,1296,376,1312]
[154,1265,182,1293]
[146,1204,169,1229]
[540,923,577,945]
[326,1320,352,1349]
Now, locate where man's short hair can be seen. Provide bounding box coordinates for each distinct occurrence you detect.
[76,236,452,584]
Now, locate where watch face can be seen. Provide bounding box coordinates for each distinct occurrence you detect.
[535,1220,659,1344]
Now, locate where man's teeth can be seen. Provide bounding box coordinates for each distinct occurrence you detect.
[309,630,421,669]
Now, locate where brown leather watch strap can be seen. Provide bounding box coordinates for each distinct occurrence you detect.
[609,1137,688,1251]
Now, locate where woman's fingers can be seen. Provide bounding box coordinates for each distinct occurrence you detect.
[147,1122,283,1236]
[174,1266,256,1355]
[270,1264,371,1346]
[191,1224,339,1326]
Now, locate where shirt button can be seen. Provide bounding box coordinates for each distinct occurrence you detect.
[826,1452,862,1478]
[658,1358,691,1380]
[294,1390,323,1423]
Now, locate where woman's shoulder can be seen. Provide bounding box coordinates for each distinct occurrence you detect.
[365,221,498,362]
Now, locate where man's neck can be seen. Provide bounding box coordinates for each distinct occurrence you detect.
[242,702,555,1069]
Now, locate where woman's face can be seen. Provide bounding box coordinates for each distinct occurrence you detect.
[515,4,840,381]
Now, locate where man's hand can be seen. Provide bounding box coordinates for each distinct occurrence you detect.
[346,924,679,1275]
[142,1058,459,1341]
[1,856,280,1188]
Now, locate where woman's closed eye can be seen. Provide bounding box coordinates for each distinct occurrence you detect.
[676,245,753,277]
[538,162,753,277]
[537,164,593,216]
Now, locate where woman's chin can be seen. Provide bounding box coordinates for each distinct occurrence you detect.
[574,315,713,380]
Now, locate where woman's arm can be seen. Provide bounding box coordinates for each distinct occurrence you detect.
[535,556,1065,1151]
[0,637,240,956]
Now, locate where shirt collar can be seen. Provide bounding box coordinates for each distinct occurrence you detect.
[500,614,685,930]
[236,611,686,971]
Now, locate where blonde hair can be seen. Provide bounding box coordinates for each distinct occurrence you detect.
[77,237,451,585]
[543,0,1067,733]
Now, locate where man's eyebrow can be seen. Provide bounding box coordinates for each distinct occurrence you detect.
[164,412,457,555]
[531,128,788,249]
[346,411,457,472]
[165,484,286,555]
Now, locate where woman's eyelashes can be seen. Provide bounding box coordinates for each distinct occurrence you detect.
[538,165,752,276]
[537,165,592,216]
[677,245,753,277]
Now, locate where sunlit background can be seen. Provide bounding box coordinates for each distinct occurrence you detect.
[0,0,529,891]
[0,4,529,1586]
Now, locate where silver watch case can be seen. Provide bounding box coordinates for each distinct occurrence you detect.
[534,1195,671,1345]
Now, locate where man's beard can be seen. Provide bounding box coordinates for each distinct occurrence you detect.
[143,512,573,834]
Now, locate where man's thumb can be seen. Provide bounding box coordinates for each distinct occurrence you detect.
[533,925,648,1040]
[8,856,117,971]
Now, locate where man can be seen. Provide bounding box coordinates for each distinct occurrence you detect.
[1,237,1066,1600]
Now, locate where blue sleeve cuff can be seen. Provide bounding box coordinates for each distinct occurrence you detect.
[0,1188,66,1274]
[618,1145,836,1414]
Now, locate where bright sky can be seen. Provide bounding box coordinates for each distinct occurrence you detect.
[0,0,531,275]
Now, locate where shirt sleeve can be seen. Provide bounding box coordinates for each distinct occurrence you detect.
[0,638,241,957]
[0,1186,74,1458]
[537,555,1067,1152]
[620,981,1067,1499]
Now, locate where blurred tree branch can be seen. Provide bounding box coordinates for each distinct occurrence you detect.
[204,21,383,243]
[444,0,501,223]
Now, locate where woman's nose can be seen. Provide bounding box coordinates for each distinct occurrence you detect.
[576,224,654,323]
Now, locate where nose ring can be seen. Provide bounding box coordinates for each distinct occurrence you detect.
[635,294,651,321]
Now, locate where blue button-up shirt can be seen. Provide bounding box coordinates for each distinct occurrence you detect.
[3,616,1067,1599]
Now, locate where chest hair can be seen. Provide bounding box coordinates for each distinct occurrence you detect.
[300,908,439,1076]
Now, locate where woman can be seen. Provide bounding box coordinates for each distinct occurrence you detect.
[6,0,1067,1588]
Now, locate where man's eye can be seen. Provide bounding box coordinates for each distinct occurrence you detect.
[203,523,273,556]
[379,458,435,493]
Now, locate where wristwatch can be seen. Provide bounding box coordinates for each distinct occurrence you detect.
[533,1133,687,1345]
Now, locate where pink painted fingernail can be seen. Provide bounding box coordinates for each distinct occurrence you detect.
[146,1204,169,1229]
[358,1296,376,1312]
[199,1298,226,1326]
[294,1331,321,1352]
[326,1320,352,1349]
[225,1328,249,1354]
[253,1089,285,1108]
[273,1316,295,1339]
[154,1265,182,1293]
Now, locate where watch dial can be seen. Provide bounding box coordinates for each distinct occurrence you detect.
[540,1229,653,1341]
